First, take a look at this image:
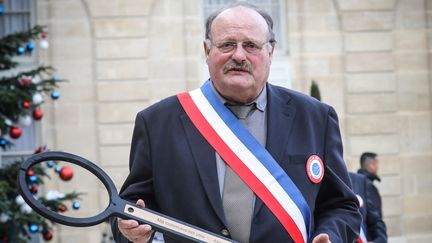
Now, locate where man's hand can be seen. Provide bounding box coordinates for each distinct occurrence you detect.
[312,233,331,243]
[117,199,154,243]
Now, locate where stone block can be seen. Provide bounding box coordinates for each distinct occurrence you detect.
[396,52,428,72]
[345,52,394,72]
[417,176,432,194]
[302,34,342,53]
[96,38,148,59]
[149,60,186,79]
[93,17,149,38]
[395,0,426,29]
[377,175,401,196]
[399,113,432,153]
[98,124,134,145]
[382,196,405,218]
[300,15,340,32]
[99,146,130,166]
[404,215,432,235]
[97,81,151,102]
[344,32,393,52]
[147,79,188,100]
[395,30,427,50]
[87,0,154,17]
[346,72,396,93]
[382,195,402,216]
[403,195,432,216]
[337,0,396,10]
[55,125,98,157]
[96,59,148,80]
[347,93,397,113]
[384,216,403,237]
[379,155,401,175]
[348,134,399,155]
[341,11,393,31]
[49,0,88,19]
[301,0,336,13]
[407,233,432,243]
[397,73,431,111]
[403,175,417,196]
[346,114,399,135]
[104,166,130,189]
[401,154,432,175]
[56,83,95,103]
[98,102,145,123]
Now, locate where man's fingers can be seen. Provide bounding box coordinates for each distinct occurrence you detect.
[136,199,145,207]
[118,218,139,229]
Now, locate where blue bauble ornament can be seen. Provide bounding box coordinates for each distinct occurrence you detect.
[0,7,4,15]
[17,46,25,54]
[29,224,39,233]
[29,175,38,183]
[0,138,6,146]
[52,75,60,81]
[47,161,55,168]
[51,91,60,100]
[72,202,80,210]
[26,42,35,51]
[55,165,62,173]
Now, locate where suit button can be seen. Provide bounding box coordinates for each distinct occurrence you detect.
[221,229,230,236]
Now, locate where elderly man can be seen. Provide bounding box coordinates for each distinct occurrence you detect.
[112,3,361,243]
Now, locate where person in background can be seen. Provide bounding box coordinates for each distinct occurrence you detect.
[111,3,361,243]
[349,172,387,243]
[357,152,384,218]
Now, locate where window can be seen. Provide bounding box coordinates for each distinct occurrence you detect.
[0,0,34,37]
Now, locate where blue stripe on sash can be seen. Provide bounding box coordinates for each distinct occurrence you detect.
[200,80,311,233]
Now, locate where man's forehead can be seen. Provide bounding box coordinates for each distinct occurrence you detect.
[211,6,268,34]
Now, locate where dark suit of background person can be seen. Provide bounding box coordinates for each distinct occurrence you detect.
[357,152,383,218]
[349,172,387,243]
[110,82,361,243]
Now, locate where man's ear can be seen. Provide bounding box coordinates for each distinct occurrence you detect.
[203,40,211,58]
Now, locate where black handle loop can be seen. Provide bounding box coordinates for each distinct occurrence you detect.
[18,151,118,227]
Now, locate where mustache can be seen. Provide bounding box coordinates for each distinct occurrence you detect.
[222,61,253,74]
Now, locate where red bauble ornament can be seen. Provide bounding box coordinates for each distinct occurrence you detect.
[9,126,22,139]
[59,166,73,181]
[30,185,38,194]
[43,231,53,241]
[27,170,35,176]
[59,204,67,212]
[33,108,44,120]
[23,101,31,108]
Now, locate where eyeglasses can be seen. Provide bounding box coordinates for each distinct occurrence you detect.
[208,39,273,54]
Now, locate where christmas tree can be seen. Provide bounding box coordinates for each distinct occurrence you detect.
[0,26,81,242]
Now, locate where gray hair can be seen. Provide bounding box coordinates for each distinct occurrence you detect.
[204,2,276,44]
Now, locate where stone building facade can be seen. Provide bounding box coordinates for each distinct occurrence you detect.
[35,0,431,242]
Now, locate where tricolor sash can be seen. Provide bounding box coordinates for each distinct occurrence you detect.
[357,224,367,243]
[177,80,311,243]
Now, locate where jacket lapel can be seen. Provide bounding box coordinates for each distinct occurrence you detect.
[253,84,297,217]
[180,113,227,226]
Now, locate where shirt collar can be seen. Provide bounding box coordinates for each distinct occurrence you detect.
[209,80,267,112]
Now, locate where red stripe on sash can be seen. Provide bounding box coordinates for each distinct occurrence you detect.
[177,92,304,242]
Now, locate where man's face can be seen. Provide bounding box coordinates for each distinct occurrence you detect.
[204,6,275,103]
[368,159,379,176]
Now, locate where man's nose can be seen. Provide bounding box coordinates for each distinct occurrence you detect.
[231,44,247,62]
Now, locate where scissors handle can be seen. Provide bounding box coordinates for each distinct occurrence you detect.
[111,198,238,243]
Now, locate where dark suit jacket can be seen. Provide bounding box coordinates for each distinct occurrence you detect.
[111,83,361,243]
[349,173,387,243]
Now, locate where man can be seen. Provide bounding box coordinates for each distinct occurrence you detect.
[112,3,361,243]
[349,172,387,243]
[357,152,383,218]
